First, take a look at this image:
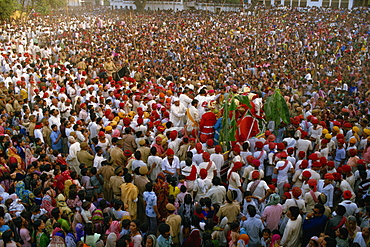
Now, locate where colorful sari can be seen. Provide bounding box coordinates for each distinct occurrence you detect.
[15,181,34,206]
[7,146,25,170]
[154,172,169,219]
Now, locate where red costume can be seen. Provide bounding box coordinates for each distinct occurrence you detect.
[200,111,217,139]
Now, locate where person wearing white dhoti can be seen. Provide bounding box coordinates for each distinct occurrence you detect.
[67,136,81,175]
[280,207,302,247]
[170,97,186,127]
[186,99,200,132]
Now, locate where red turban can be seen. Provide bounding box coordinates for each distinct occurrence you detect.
[302,170,311,178]
[206,139,214,147]
[308,179,317,191]
[202,152,210,161]
[200,134,207,143]
[300,160,308,169]
[255,141,264,149]
[233,145,241,154]
[252,159,260,167]
[277,143,285,150]
[341,165,351,173]
[170,130,178,140]
[284,192,292,199]
[283,183,291,189]
[200,168,207,179]
[312,161,321,168]
[251,171,260,180]
[320,157,327,166]
[167,148,175,156]
[233,162,243,170]
[215,145,222,154]
[292,187,302,198]
[269,143,276,150]
[327,161,335,167]
[196,143,203,153]
[343,190,352,199]
[298,151,306,158]
[247,155,254,164]
[324,173,335,180]
[308,153,319,161]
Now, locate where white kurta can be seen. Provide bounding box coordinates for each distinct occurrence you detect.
[170,103,186,127]
[280,215,302,247]
[67,142,81,174]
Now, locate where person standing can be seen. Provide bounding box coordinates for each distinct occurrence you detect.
[186,99,200,136]
[165,203,182,247]
[111,167,125,200]
[170,98,186,127]
[97,158,115,202]
[109,139,126,168]
[280,206,302,247]
[302,204,328,246]
[66,136,81,174]
[143,182,160,234]
[261,194,283,231]
[121,173,139,220]
[77,142,94,168]
[50,124,63,153]
[274,152,294,197]
[240,205,264,247]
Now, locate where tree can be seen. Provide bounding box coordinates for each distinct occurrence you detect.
[134,0,146,12]
[0,0,18,20]
[35,0,67,15]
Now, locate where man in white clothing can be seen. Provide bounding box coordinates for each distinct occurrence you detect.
[280,206,302,247]
[274,152,294,197]
[67,136,81,175]
[186,99,200,134]
[169,98,186,127]
[198,152,217,181]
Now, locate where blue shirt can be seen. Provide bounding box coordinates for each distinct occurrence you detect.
[50,130,62,150]
[143,191,157,217]
[157,235,172,247]
[241,216,264,247]
[0,224,10,234]
[335,148,346,161]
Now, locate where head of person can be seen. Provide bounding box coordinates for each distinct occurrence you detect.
[287,206,300,221]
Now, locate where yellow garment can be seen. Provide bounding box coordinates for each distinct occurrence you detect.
[120,182,139,219]
[56,194,73,221]
[169,185,180,198]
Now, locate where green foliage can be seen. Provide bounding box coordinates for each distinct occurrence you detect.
[264,88,290,132]
[0,0,18,20]
[35,0,66,14]
[219,94,251,150]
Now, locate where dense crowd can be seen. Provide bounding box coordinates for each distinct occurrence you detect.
[0,5,369,247]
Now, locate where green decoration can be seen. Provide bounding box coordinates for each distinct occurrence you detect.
[264,89,291,133]
[219,93,251,150]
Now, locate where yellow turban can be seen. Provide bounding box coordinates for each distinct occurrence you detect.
[322,129,329,135]
[325,134,332,139]
[332,126,340,132]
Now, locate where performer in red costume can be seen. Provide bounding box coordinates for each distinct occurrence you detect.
[200,102,217,140]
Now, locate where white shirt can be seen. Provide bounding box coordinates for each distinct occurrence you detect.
[275,160,293,183]
[210,153,224,175]
[197,161,217,181]
[280,215,302,247]
[161,156,180,175]
[247,179,269,199]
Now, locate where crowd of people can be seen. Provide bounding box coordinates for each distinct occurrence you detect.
[0,5,369,247]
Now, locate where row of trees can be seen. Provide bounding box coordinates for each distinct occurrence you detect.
[0,0,66,20]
